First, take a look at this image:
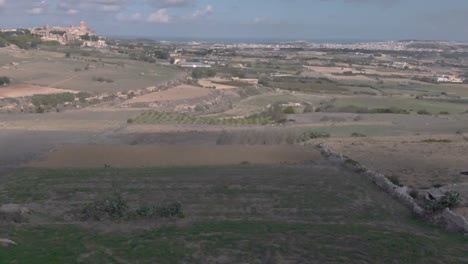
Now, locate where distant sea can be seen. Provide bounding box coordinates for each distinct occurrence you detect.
[109,35,388,44]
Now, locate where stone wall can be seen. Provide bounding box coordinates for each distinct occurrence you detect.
[318,143,468,235]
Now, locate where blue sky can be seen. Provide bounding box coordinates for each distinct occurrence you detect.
[0,0,467,41]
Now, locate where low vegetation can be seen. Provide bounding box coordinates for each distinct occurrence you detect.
[323,105,410,114]
[191,68,216,79]
[0,76,11,86]
[1,167,467,263]
[130,111,273,126]
[216,128,329,145]
[92,76,114,83]
[420,139,452,143]
[424,191,461,214]
[31,93,76,108]
[80,194,184,221]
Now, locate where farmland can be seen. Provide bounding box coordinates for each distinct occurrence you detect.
[1,165,467,263]
[1,39,468,263]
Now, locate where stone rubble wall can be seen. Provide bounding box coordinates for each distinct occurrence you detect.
[318,143,468,236]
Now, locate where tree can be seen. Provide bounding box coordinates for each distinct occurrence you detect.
[192,68,216,79]
[0,76,10,86]
[283,106,296,114]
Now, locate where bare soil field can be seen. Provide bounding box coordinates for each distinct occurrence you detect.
[26,144,320,168]
[123,85,212,104]
[322,135,468,188]
[0,84,77,99]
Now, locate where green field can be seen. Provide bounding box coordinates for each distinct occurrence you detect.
[333,96,468,114]
[0,51,183,93]
[0,165,467,263]
[131,111,273,125]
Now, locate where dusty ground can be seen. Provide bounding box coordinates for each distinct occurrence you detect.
[0,85,78,99]
[123,85,213,104]
[322,135,468,188]
[25,144,320,168]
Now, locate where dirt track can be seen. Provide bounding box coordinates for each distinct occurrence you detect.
[26,144,320,168]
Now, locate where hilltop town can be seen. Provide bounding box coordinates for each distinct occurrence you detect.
[1,21,106,48]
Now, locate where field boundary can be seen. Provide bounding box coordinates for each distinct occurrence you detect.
[317,143,468,235]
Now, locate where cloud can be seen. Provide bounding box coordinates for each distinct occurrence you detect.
[147,9,171,23]
[0,0,5,8]
[26,0,49,15]
[191,4,212,19]
[149,0,195,8]
[66,8,79,15]
[27,7,44,15]
[116,12,145,22]
[100,4,122,12]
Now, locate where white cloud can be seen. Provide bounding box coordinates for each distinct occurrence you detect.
[27,7,44,15]
[147,9,170,23]
[150,0,195,8]
[100,4,121,12]
[0,0,6,8]
[66,8,79,15]
[116,12,145,22]
[191,4,212,19]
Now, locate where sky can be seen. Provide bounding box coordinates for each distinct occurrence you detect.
[0,0,468,41]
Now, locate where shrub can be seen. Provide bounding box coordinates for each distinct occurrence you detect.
[134,203,184,219]
[417,109,431,115]
[303,105,315,113]
[92,76,114,83]
[439,111,450,115]
[421,139,451,143]
[409,189,418,199]
[387,176,402,187]
[350,132,366,137]
[439,191,461,209]
[283,106,296,114]
[0,76,11,86]
[127,118,134,124]
[298,129,330,142]
[81,194,129,221]
[424,191,461,213]
[35,106,45,114]
[76,92,91,103]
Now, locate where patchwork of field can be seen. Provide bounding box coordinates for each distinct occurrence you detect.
[0,84,77,99]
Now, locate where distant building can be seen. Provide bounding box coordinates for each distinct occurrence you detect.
[436,74,464,83]
[30,21,106,47]
[180,62,212,68]
[231,77,259,85]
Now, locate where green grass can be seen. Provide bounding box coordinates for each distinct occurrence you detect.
[131,111,273,126]
[0,165,467,263]
[2,222,467,264]
[333,97,468,114]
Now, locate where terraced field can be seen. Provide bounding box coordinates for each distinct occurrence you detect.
[130,111,274,126]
